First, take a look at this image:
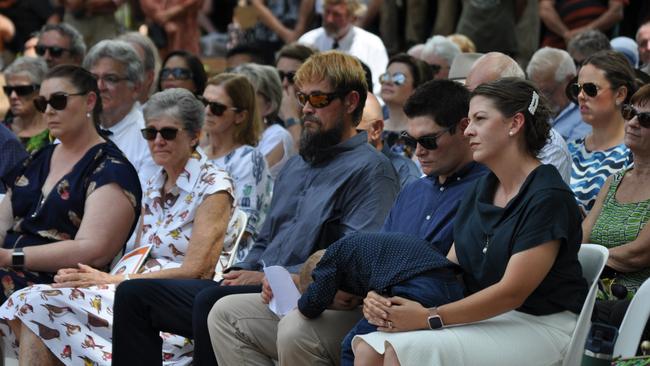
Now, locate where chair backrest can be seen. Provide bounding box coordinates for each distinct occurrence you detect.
[562,244,610,366]
[213,208,248,281]
[613,277,650,358]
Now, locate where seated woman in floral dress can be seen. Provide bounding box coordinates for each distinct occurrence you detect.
[0,88,235,366]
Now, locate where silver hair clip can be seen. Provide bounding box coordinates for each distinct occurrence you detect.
[528,91,539,115]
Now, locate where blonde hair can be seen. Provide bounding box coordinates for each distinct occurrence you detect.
[447,34,476,53]
[207,73,263,146]
[294,51,368,124]
[323,0,362,16]
[299,250,325,293]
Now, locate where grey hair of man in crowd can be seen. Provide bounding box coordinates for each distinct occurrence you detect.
[82,40,144,85]
[465,52,525,91]
[118,32,161,98]
[39,23,87,59]
[143,88,205,138]
[233,63,283,121]
[421,35,461,67]
[526,47,577,83]
[4,57,48,84]
[567,30,611,63]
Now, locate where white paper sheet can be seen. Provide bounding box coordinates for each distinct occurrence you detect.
[263,265,301,317]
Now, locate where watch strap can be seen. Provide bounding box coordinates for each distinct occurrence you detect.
[12,247,25,270]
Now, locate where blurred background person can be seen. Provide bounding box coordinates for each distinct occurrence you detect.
[157,50,207,96]
[527,47,592,141]
[234,63,295,178]
[118,32,161,106]
[420,35,460,80]
[201,73,272,261]
[567,50,636,215]
[2,57,49,153]
[35,23,86,68]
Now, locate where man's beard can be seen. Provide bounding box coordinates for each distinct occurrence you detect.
[299,115,345,165]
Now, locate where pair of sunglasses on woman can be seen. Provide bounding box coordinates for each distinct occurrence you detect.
[621,104,650,127]
[3,84,40,97]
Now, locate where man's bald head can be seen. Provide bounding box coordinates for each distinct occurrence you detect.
[465,52,525,91]
[358,93,384,148]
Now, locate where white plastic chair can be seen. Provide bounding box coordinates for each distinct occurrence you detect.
[562,244,610,366]
[213,208,248,281]
[613,277,650,358]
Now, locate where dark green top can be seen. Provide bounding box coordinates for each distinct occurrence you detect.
[454,164,588,315]
[590,168,650,292]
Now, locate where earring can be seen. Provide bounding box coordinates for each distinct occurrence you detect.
[86,112,91,118]
[508,131,514,136]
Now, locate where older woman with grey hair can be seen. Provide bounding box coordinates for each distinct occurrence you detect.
[233,63,295,178]
[420,35,461,80]
[0,88,235,366]
[2,57,49,153]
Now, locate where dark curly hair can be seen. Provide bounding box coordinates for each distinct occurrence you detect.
[471,77,552,157]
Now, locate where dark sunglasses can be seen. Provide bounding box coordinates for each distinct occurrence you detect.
[400,128,451,150]
[296,91,346,108]
[33,91,87,113]
[197,96,240,116]
[140,127,184,141]
[621,104,650,127]
[3,84,40,97]
[569,82,601,99]
[277,70,296,84]
[379,72,407,86]
[160,67,193,80]
[35,44,70,58]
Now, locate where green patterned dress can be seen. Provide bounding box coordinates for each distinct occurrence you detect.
[590,168,650,293]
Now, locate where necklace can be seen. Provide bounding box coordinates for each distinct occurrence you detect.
[482,235,490,254]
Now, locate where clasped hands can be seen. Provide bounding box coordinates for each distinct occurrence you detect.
[363,291,430,332]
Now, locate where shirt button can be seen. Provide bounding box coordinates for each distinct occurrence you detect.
[457,177,461,181]
[426,215,431,220]
[439,187,445,191]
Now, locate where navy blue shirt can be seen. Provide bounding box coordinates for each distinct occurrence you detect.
[236,132,400,273]
[0,124,28,194]
[382,162,488,254]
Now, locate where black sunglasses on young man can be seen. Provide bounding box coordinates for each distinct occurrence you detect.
[140,127,184,141]
[295,91,347,108]
[160,67,193,80]
[3,84,40,97]
[33,92,87,113]
[35,45,70,58]
[622,104,650,128]
[197,95,240,116]
[400,128,451,150]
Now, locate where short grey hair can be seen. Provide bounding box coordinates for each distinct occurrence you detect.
[83,40,144,85]
[567,30,611,60]
[421,35,461,66]
[527,47,576,83]
[477,52,525,78]
[117,32,159,74]
[39,23,86,59]
[233,63,282,120]
[143,88,204,136]
[4,57,48,84]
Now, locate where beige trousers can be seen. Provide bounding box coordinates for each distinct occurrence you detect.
[208,293,363,366]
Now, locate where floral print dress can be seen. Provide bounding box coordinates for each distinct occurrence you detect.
[0,149,235,366]
[210,144,272,262]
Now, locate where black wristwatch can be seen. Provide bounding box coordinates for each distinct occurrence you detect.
[427,311,444,330]
[12,247,25,270]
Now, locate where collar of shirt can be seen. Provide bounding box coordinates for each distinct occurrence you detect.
[146,147,208,198]
[306,131,368,164]
[553,102,578,126]
[426,161,486,188]
[327,26,356,50]
[105,103,141,137]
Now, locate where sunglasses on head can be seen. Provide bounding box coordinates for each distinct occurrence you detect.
[296,91,346,108]
[197,95,240,116]
[277,70,296,84]
[160,67,193,80]
[621,104,650,127]
[35,44,70,58]
[33,91,87,113]
[379,72,407,86]
[3,84,39,97]
[569,82,601,99]
[400,128,451,150]
[141,127,184,141]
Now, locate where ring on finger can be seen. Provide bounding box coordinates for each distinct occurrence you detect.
[387,321,393,329]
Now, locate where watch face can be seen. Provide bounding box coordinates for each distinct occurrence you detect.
[428,315,443,329]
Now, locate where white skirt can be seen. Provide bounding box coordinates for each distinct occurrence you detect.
[353,310,577,366]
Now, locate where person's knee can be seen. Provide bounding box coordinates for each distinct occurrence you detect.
[352,339,381,366]
[207,294,237,331]
[277,311,310,351]
[115,279,149,308]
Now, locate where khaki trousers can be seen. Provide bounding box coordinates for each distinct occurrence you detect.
[209,293,363,366]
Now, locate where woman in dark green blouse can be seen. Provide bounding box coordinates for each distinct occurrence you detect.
[354,78,588,366]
